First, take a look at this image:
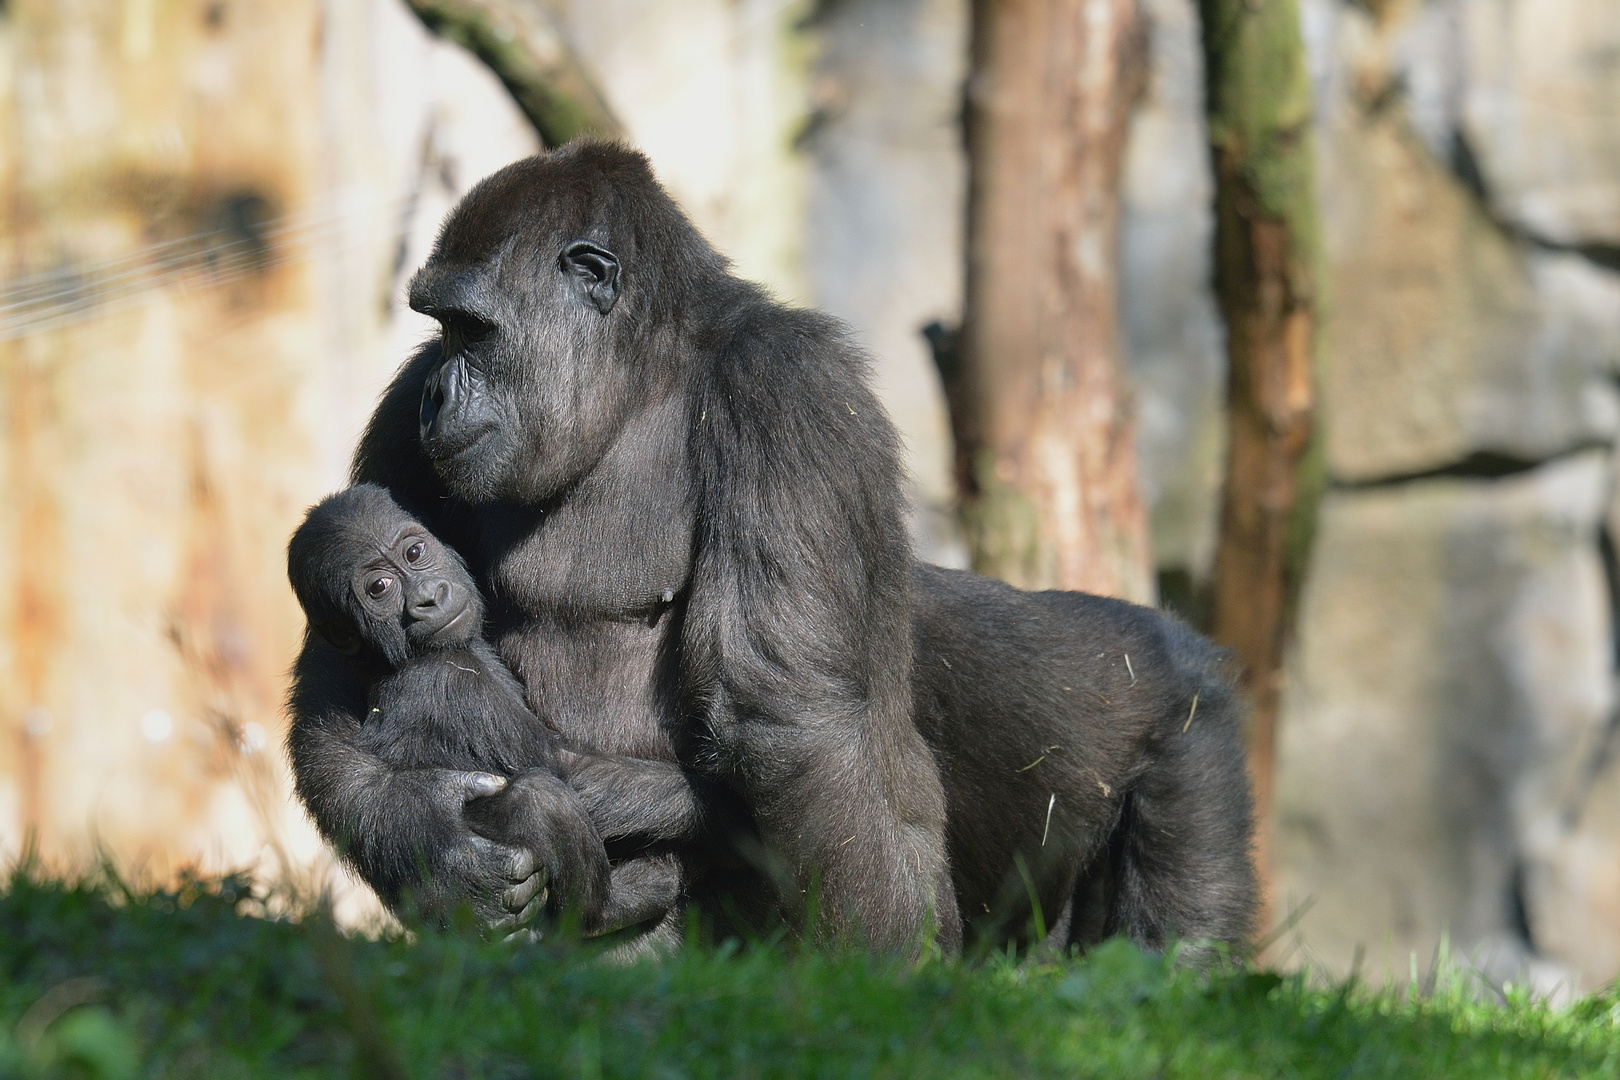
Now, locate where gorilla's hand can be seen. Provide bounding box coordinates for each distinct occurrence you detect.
[560,751,706,845]
[462,769,612,933]
[394,770,552,931]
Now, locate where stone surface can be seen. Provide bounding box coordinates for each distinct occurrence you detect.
[800,0,971,566]
[1525,744,1620,989]
[1119,0,1228,584]
[550,0,816,304]
[1272,450,1615,982]
[1399,0,1620,247]
[1303,0,1620,483]
[0,0,535,929]
[553,0,971,564]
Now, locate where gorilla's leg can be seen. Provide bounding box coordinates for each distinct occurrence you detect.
[1078,623,1257,959]
[597,853,685,934]
[599,904,687,965]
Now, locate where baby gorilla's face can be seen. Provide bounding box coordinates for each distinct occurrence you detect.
[346,520,481,661]
[289,485,485,669]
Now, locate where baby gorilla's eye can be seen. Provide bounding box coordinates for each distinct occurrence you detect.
[405,541,425,564]
[367,575,394,599]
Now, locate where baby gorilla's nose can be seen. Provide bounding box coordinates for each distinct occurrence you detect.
[407,577,451,620]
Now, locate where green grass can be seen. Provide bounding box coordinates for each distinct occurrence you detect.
[2,869,1618,1079]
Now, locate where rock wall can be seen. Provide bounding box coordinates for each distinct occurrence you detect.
[1269,0,1620,990]
[1096,0,1620,989]
[549,0,972,565]
[0,0,538,925]
[1118,0,1228,599]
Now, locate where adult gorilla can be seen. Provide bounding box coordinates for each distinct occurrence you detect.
[287,140,1255,955]
[288,140,957,948]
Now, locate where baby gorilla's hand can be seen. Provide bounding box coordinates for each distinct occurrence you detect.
[462,769,612,933]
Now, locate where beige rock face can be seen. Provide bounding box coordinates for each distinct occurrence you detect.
[0,0,330,888]
[1273,451,1614,983]
[1528,753,1620,988]
[800,0,971,566]
[1277,0,1620,988]
[1313,11,1620,482]
[1119,0,1227,584]
[0,0,536,923]
[550,0,817,305]
[1456,0,1620,246]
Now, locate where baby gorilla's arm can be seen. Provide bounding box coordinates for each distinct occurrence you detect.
[558,751,709,845]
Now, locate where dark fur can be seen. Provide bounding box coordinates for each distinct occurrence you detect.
[286,140,1253,955]
[289,141,956,950]
[286,484,679,933]
[911,565,1255,956]
[578,563,1258,957]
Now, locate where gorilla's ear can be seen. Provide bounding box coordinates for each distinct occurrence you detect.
[562,241,621,315]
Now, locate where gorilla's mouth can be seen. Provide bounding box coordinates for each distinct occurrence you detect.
[420,355,497,454]
[412,602,474,648]
[421,420,497,461]
[435,604,473,639]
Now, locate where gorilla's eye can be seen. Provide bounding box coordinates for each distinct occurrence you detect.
[405,541,425,564]
[439,312,493,356]
[366,575,394,599]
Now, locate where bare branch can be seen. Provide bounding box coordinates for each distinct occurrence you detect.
[404,0,623,147]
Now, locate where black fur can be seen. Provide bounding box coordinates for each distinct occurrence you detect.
[911,565,1256,957]
[286,484,679,934]
[286,140,1254,956]
[290,141,955,950]
[575,563,1258,958]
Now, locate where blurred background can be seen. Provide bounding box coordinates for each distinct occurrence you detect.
[2,0,1618,993]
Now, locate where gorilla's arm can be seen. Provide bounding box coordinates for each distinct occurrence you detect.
[560,751,708,844]
[684,309,960,950]
[286,637,550,926]
[598,854,684,934]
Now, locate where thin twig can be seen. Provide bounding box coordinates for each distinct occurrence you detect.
[1252,895,1317,954]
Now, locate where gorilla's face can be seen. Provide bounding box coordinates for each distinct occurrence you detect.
[339,518,482,667]
[409,157,639,506]
[289,484,483,670]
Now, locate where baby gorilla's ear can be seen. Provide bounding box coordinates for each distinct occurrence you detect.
[318,620,363,656]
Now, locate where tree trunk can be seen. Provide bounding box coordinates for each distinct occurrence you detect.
[1199,0,1322,933]
[957,0,1152,602]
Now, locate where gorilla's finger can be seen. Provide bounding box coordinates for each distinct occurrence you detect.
[504,868,548,913]
[465,835,503,863]
[505,847,539,884]
[490,889,547,932]
[453,771,508,803]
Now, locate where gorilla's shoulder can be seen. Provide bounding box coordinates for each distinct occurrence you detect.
[691,288,897,466]
[686,286,908,559]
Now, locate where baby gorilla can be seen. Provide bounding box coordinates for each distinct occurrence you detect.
[287,483,679,936]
